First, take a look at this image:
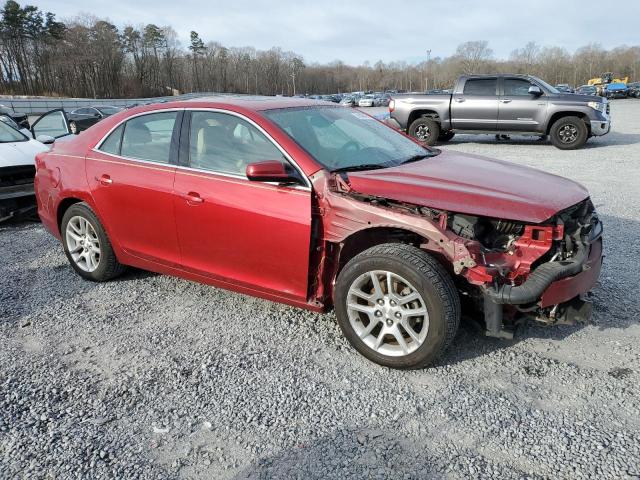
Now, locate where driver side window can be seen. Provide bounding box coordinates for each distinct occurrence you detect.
[503,78,535,96]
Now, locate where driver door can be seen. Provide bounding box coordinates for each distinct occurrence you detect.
[173,110,312,302]
[30,109,71,141]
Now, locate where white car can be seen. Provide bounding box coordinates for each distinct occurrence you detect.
[0,109,71,222]
[358,95,375,107]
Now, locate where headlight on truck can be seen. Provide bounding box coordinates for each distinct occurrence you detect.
[588,101,606,113]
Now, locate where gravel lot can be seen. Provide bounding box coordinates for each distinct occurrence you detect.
[2,100,640,479]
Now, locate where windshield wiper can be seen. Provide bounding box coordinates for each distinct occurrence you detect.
[400,153,432,165]
[331,163,390,173]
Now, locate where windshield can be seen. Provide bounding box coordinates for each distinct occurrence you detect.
[0,121,28,143]
[264,106,438,172]
[530,76,560,94]
[97,106,122,115]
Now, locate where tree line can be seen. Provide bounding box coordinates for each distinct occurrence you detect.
[1,0,639,99]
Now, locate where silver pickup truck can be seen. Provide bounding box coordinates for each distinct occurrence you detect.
[387,74,611,150]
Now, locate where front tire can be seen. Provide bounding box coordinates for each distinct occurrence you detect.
[61,202,125,281]
[550,116,588,150]
[334,244,460,369]
[408,117,440,146]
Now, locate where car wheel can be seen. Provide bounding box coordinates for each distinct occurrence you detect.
[69,121,78,135]
[550,116,588,150]
[334,243,460,369]
[408,117,440,146]
[438,131,455,142]
[61,202,126,281]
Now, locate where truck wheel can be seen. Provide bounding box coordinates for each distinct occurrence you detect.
[550,116,588,150]
[438,131,455,142]
[61,202,126,282]
[408,117,440,146]
[334,243,460,369]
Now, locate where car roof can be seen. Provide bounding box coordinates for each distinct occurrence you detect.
[180,95,330,111]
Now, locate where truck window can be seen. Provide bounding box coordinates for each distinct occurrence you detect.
[504,78,534,96]
[463,78,497,96]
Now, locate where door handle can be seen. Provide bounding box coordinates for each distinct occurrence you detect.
[454,98,465,103]
[500,99,512,103]
[183,192,204,204]
[96,174,113,186]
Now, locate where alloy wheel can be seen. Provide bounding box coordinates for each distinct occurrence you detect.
[558,124,578,144]
[415,124,431,142]
[65,216,101,272]
[346,270,429,357]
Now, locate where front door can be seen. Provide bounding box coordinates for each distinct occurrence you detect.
[451,77,499,131]
[85,110,182,266]
[497,77,548,132]
[173,110,312,301]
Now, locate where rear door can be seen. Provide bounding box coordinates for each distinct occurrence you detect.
[30,109,71,140]
[497,77,548,132]
[85,110,182,266]
[450,77,499,131]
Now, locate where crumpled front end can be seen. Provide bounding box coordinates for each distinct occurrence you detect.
[313,170,603,337]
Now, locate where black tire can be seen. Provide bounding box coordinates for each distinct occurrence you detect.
[69,121,78,135]
[438,131,455,142]
[334,243,460,369]
[408,117,440,146]
[549,116,588,150]
[61,202,126,281]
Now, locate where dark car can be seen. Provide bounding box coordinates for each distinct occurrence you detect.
[67,106,123,134]
[0,105,30,130]
[575,85,598,96]
[555,84,575,94]
[626,82,640,98]
[604,83,628,99]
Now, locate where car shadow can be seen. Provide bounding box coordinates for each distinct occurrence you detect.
[445,132,640,148]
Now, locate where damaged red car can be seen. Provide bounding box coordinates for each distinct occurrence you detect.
[34,98,603,369]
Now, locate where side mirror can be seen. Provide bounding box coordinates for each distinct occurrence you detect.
[246,160,300,184]
[93,113,102,118]
[35,135,55,145]
[528,85,543,96]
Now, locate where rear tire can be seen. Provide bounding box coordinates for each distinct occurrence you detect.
[550,116,588,150]
[61,202,125,282]
[408,117,440,146]
[334,244,460,369]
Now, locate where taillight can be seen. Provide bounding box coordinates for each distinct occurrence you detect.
[389,100,395,112]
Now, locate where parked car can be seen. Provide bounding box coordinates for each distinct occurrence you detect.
[375,93,392,107]
[604,82,629,99]
[34,98,603,369]
[0,104,30,130]
[627,82,640,98]
[575,85,598,96]
[555,84,574,94]
[67,105,124,134]
[388,74,611,149]
[358,94,376,107]
[339,95,358,107]
[0,110,70,222]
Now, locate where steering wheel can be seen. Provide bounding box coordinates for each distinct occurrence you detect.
[340,141,361,153]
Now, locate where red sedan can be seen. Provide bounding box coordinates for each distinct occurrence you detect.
[34,98,603,369]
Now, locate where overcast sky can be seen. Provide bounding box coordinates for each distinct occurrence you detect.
[35,0,639,65]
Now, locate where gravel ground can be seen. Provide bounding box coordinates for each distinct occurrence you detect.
[2,100,640,479]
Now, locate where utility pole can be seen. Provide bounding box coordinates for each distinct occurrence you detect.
[425,49,431,92]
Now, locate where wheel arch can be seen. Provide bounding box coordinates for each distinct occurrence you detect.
[546,111,590,135]
[407,109,441,129]
[56,197,84,233]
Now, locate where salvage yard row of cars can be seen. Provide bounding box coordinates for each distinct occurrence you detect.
[4,93,601,370]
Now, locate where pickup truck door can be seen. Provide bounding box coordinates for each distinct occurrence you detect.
[450,77,498,131]
[497,77,548,133]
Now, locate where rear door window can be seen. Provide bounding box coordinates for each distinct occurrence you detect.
[120,112,177,163]
[98,124,124,155]
[463,78,497,96]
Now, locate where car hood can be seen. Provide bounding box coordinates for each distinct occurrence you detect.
[345,150,589,223]
[0,139,49,168]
